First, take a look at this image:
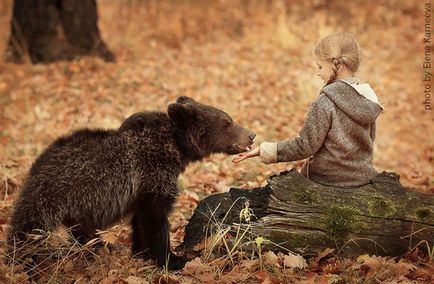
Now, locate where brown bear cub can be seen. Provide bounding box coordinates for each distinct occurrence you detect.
[8,96,255,270]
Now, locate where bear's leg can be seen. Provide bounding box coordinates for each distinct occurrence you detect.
[69,227,98,246]
[7,206,62,265]
[131,213,151,259]
[132,203,186,270]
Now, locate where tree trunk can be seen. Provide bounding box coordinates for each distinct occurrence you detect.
[5,0,114,63]
[180,169,434,257]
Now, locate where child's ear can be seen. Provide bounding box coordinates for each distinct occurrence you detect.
[168,103,196,124]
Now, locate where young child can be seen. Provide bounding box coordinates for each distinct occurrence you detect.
[233,32,383,187]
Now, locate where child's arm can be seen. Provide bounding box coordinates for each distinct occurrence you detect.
[261,96,331,163]
[233,95,331,164]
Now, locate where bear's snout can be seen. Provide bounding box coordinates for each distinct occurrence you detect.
[225,127,255,154]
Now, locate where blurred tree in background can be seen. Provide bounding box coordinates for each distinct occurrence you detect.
[5,0,114,63]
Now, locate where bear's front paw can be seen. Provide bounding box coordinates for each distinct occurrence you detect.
[166,254,187,270]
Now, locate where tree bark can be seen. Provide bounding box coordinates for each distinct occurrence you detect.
[180,169,434,257]
[5,0,114,63]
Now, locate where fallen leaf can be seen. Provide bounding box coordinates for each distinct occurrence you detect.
[240,259,259,272]
[123,276,149,284]
[182,257,205,276]
[309,248,335,270]
[263,251,280,267]
[192,236,212,252]
[283,253,307,269]
[100,277,115,284]
[255,270,268,281]
[63,260,74,273]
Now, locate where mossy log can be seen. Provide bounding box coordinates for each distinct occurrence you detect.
[179,169,434,257]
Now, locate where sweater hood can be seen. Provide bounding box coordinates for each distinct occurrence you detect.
[321,79,383,125]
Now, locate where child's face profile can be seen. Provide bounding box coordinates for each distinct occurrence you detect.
[315,59,333,83]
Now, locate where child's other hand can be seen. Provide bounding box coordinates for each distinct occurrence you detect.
[232,147,260,163]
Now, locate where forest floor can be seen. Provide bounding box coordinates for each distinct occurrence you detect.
[0,0,433,283]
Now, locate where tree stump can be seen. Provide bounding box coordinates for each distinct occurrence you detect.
[179,169,434,257]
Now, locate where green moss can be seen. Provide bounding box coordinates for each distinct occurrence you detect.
[269,230,303,247]
[325,205,362,236]
[367,196,398,217]
[415,207,433,220]
[291,187,320,204]
[269,230,328,249]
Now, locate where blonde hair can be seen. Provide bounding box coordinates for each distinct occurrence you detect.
[315,32,362,85]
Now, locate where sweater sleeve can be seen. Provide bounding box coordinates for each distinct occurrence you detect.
[276,97,331,162]
[259,141,278,164]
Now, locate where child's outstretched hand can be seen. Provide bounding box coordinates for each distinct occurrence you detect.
[232,146,260,163]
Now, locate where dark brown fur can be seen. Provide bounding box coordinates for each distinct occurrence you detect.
[8,96,255,269]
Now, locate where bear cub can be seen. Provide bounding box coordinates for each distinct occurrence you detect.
[8,96,255,269]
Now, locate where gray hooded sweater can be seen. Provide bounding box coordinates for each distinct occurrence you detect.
[259,78,383,187]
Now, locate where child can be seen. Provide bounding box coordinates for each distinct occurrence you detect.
[233,32,383,187]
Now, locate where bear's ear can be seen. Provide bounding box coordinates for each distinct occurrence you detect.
[168,103,196,124]
[176,96,195,104]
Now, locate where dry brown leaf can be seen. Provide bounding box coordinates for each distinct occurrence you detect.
[192,236,213,252]
[263,251,281,267]
[357,254,419,279]
[240,259,259,272]
[316,248,335,261]
[405,266,433,281]
[357,254,393,268]
[219,264,246,284]
[255,270,283,284]
[182,257,205,276]
[63,260,74,273]
[260,277,274,284]
[100,277,115,284]
[391,259,418,275]
[102,231,118,244]
[309,248,335,270]
[283,253,307,269]
[123,276,149,284]
[255,270,268,282]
